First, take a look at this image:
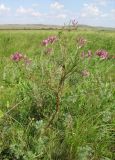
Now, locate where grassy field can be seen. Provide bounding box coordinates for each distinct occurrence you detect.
[0,28,115,160]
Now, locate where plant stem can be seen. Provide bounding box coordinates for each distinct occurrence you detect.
[46,65,65,128]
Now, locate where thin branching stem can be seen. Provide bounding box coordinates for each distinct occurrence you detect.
[46,65,66,128]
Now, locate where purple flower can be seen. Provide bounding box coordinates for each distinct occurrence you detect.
[11,52,31,65]
[42,36,57,46]
[77,37,87,48]
[48,36,57,44]
[42,39,49,46]
[96,50,108,59]
[11,52,23,62]
[71,19,78,27]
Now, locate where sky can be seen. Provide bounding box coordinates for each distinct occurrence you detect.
[0,0,115,27]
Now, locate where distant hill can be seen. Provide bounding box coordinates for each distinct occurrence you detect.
[78,24,115,31]
[0,24,115,31]
[0,24,62,30]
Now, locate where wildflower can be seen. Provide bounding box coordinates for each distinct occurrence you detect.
[77,37,87,48]
[81,70,90,77]
[42,39,49,46]
[95,49,108,59]
[42,36,57,46]
[11,52,23,62]
[48,36,57,44]
[11,52,31,65]
[71,19,78,27]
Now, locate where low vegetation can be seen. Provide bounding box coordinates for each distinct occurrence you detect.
[0,25,115,159]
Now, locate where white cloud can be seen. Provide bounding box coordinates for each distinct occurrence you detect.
[95,0,107,6]
[16,6,33,14]
[16,6,42,17]
[81,4,102,17]
[16,5,67,20]
[31,12,42,17]
[50,2,64,10]
[81,2,115,21]
[111,9,115,15]
[56,14,67,19]
[0,4,10,14]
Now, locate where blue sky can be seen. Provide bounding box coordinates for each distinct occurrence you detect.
[0,0,115,27]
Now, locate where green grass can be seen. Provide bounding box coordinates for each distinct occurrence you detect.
[0,30,115,57]
[0,29,115,160]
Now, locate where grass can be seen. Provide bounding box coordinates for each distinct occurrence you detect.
[0,28,115,160]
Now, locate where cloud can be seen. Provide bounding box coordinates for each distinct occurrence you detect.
[0,4,10,14]
[56,14,67,19]
[81,3,102,18]
[31,12,42,17]
[16,6,42,17]
[111,9,115,15]
[16,6,33,14]
[95,0,115,6]
[110,9,115,19]
[16,5,67,20]
[50,2,64,10]
[95,0,107,6]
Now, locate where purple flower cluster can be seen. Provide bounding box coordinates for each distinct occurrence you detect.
[77,37,87,48]
[81,49,111,60]
[96,50,108,59]
[11,52,23,62]
[42,36,57,46]
[42,39,49,46]
[11,52,31,64]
